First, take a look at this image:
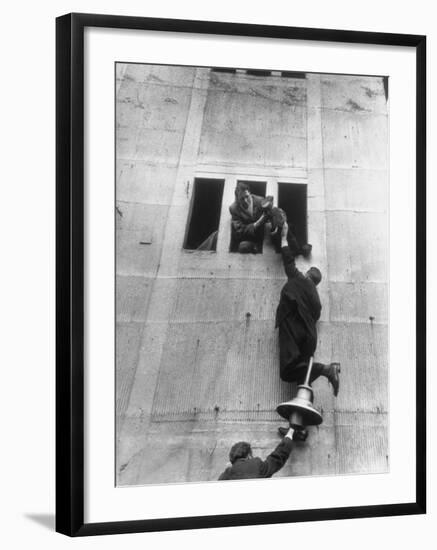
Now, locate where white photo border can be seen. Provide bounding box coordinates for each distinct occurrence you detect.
[84,26,417,524]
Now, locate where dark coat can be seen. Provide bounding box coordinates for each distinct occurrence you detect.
[218,438,293,480]
[276,246,322,360]
[229,194,265,241]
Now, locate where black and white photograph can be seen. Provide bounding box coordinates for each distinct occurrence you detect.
[1,0,433,546]
[115,63,389,486]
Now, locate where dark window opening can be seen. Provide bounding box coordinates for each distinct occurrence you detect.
[277,183,308,247]
[229,181,267,253]
[184,178,224,251]
[245,69,272,77]
[281,71,306,79]
[238,180,266,198]
[211,67,237,74]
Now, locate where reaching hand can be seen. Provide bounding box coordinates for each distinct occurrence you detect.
[255,213,266,228]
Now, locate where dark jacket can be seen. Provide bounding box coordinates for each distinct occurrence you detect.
[218,438,293,480]
[229,194,265,241]
[275,246,321,352]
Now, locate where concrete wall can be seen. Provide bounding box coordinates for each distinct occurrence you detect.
[115,64,388,485]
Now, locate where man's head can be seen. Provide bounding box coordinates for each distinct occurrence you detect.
[229,441,253,464]
[306,266,322,286]
[235,182,251,209]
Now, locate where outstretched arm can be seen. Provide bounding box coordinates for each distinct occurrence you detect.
[281,222,299,278]
[230,210,266,239]
[259,429,294,477]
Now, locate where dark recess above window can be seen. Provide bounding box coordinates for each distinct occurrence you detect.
[281,71,306,79]
[211,67,237,73]
[245,69,272,77]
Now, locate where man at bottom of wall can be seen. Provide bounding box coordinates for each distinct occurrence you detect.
[217,427,307,480]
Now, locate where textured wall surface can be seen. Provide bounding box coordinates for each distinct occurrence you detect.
[115,65,388,485]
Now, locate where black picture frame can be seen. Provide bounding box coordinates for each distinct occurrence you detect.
[56,12,426,537]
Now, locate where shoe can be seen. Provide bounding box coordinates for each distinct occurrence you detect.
[300,244,312,258]
[326,362,341,397]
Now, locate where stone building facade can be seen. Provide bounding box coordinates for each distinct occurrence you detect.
[115,64,388,485]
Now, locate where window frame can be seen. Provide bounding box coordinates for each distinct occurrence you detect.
[187,169,308,255]
[182,177,225,252]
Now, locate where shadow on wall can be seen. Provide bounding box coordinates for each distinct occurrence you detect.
[24,513,55,531]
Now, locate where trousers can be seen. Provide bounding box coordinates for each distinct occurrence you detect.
[279,309,324,384]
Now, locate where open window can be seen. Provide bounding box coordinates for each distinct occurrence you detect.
[229,180,267,253]
[238,180,266,198]
[184,178,225,251]
[277,182,308,247]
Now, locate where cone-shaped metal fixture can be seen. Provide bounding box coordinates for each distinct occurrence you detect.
[276,357,323,428]
[276,384,323,428]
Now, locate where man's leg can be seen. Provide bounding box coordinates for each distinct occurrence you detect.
[292,360,341,396]
[281,359,326,385]
[292,332,341,395]
[279,322,303,382]
[279,320,324,383]
[299,334,341,394]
